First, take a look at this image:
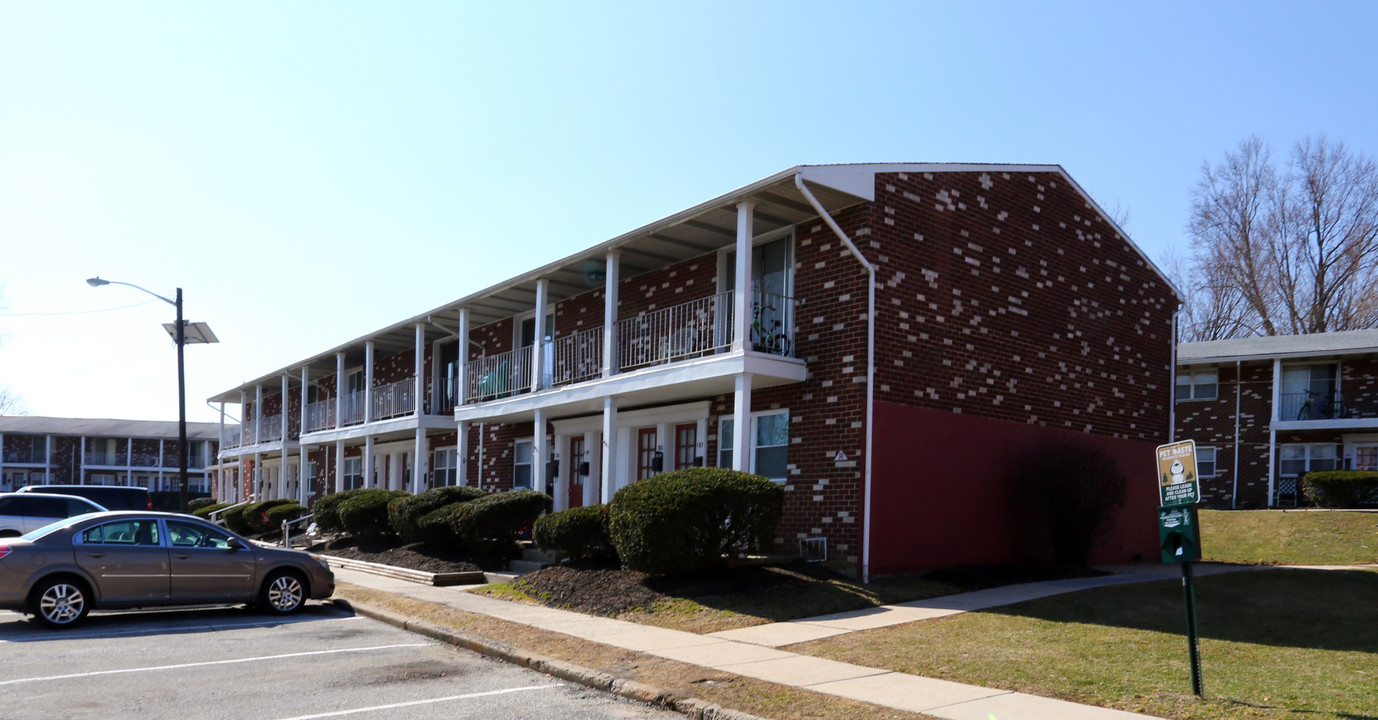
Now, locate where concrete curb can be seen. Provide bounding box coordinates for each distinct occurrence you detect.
[321,555,487,586]
[333,598,769,720]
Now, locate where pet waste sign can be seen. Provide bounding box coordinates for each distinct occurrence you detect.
[1155,440,1201,508]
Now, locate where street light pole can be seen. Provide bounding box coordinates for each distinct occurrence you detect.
[88,277,215,512]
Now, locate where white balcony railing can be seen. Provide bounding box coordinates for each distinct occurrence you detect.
[259,413,284,443]
[341,392,365,426]
[550,325,603,387]
[465,345,533,403]
[83,452,120,466]
[372,377,416,420]
[618,291,735,372]
[223,425,242,449]
[305,399,336,433]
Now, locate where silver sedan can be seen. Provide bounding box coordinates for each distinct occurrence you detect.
[0,511,334,628]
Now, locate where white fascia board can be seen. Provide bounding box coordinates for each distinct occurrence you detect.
[1180,348,1377,366]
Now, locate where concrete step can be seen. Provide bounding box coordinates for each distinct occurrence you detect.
[507,558,548,575]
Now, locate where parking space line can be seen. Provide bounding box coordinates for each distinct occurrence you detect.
[0,643,430,685]
[0,614,364,642]
[275,685,560,720]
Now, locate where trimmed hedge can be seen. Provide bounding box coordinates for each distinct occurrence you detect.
[608,467,784,576]
[222,503,253,535]
[265,502,308,530]
[419,490,551,554]
[388,486,487,543]
[246,499,298,534]
[314,488,370,534]
[337,489,411,537]
[533,504,615,561]
[187,497,220,512]
[417,503,469,551]
[1303,470,1378,508]
[192,502,232,520]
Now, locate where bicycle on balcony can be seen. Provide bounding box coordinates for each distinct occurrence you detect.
[1296,390,1345,420]
[751,302,792,357]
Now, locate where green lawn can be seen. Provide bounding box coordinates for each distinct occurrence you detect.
[789,568,1378,720]
[1199,509,1378,565]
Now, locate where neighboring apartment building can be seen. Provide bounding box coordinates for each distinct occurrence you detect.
[1176,330,1378,508]
[0,416,220,493]
[210,163,1179,578]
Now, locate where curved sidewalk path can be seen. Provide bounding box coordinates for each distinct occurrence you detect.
[331,562,1256,720]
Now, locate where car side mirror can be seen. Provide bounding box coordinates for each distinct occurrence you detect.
[226,537,245,550]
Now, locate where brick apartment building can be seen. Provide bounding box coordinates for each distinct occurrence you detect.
[1176,330,1378,508]
[0,416,220,494]
[209,163,1179,578]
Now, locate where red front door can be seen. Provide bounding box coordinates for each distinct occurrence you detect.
[568,436,585,508]
[674,423,697,469]
[637,428,658,480]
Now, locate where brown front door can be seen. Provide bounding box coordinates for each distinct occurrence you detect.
[637,428,658,480]
[674,423,697,469]
[568,436,585,508]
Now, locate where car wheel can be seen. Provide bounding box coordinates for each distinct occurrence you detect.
[259,571,306,615]
[31,577,91,629]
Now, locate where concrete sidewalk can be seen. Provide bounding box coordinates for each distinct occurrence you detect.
[331,564,1213,720]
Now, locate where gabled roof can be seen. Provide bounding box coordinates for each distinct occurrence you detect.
[211,163,1176,402]
[0,416,223,440]
[1178,329,1378,365]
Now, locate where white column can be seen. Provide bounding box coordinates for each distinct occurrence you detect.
[239,390,247,445]
[300,366,309,434]
[254,385,264,444]
[364,341,375,423]
[457,309,471,407]
[733,201,755,352]
[414,428,427,493]
[217,402,225,463]
[457,421,470,486]
[335,352,346,428]
[732,373,753,472]
[602,252,620,378]
[552,432,568,510]
[155,439,163,490]
[414,323,425,416]
[1269,358,1282,506]
[79,435,87,484]
[583,430,599,507]
[334,440,344,493]
[280,374,290,445]
[280,450,288,501]
[533,408,547,495]
[253,452,262,499]
[44,435,53,483]
[299,446,309,505]
[532,279,548,391]
[601,397,617,503]
[364,436,375,488]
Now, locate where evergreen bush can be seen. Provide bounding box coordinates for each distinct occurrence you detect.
[264,502,308,530]
[607,467,784,576]
[445,490,552,556]
[337,489,410,537]
[533,504,615,561]
[313,488,369,533]
[1303,470,1378,508]
[245,499,298,534]
[388,486,486,542]
[192,502,231,519]
[187,497,219,512]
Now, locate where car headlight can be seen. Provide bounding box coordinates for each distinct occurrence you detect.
[309,554,330,569]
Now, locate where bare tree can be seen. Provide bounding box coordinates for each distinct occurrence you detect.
[0,386,23,415]
[1180,136,1378,340]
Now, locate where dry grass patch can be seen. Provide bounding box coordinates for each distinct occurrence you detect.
[335,582,935,720]
[1199,509,1378,565]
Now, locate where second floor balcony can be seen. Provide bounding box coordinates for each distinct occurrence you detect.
[2,449,47,464]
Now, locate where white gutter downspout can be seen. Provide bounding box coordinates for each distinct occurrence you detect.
[1232,359,1242,509]
[1170,307,1182,444]
[795,174,877,583]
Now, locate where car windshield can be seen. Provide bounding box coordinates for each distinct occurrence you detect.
[20,513,100,541]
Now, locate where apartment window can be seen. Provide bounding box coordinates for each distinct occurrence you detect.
[1280,363,1340,420]
[718,410,790,482]
[1196,447,1217,478]
[513,439,533,489]
[343,457,364,490]
[1176,370,1218,401]
[1279,444,1337,477]
[434,448,457,487]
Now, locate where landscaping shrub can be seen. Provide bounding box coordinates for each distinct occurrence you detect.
[187,497,219,512]
[221,504,253,535]
[607,467,784,576]
[534,504,616,561]
[337,489,410,537]
[245,499,298,534]
[264,502,308,531]
[1303,470,1378,508]
[417,503,469,551]
[314,488,369,533]
[446,490,552,556]
[388,486,487,543]
[192,502,232,519]
[1016,439,1129,566]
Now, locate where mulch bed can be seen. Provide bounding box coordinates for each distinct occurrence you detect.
[310,536,485,574]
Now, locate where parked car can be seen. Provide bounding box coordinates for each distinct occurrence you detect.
[17,484,152,511]
[0,493,107,537]
[0,511,335,628]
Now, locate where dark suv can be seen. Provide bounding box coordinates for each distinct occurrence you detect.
[18,485,152,511]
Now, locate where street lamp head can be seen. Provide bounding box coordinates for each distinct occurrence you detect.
[86,277,110,287]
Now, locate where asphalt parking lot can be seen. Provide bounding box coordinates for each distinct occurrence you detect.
[0,602,679,720]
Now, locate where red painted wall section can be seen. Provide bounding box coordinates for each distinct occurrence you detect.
[870,400,1160,575]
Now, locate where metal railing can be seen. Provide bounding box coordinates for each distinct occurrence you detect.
[223,425,243,448]
[465,345,533,403]
[82,452,121,466]
[550,325,604,387]
[281,514,316,549]
[618,291,735,372]
[341,392,365,426]
[1280,391,1345,421]
[209,500,249,527]
[2,450,46,464]
[372,378,416,420]
[260,413,284,442]
[305,399,336,432]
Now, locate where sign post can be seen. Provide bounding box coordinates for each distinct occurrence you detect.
[1155,440,1205,697]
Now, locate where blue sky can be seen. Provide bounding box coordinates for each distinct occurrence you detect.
[2,1,1376,423]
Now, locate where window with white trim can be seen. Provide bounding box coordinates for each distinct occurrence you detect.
[717,410,790,482]
[1279,444,1337,477]
[1176,370,1218,401]
[343,457,364,490]
[1196,446,1217,478]
[513,439,533,489]
[434,448,457,487]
